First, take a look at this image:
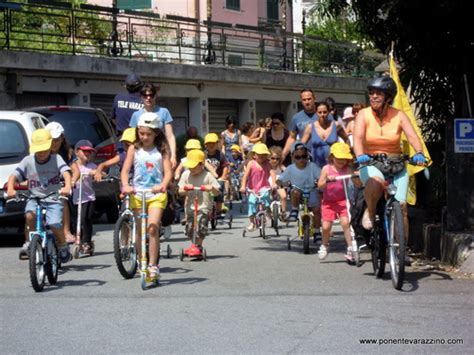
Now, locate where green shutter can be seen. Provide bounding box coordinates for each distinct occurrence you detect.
[117,0,152,10]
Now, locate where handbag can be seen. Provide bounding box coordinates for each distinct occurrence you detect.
[371,155,406,176]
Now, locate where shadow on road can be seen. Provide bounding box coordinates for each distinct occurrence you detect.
[401,270,453,292]
[40,278,107,292]
[158,276,207,287]
[61,263,112,272]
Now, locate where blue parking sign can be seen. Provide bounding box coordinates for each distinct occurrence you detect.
[454,119,474,153]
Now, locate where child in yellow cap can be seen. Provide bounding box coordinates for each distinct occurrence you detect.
[240,143,276,231]
[174,138,202,182]
[317,142,354,261]
[178,150,221,254]
[225,144,244,201]
[6,128,73,262]
[94,127,136,182]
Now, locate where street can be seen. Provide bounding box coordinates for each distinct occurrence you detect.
[0,205,472,354]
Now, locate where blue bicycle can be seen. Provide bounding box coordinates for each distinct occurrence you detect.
[8,191,67,292]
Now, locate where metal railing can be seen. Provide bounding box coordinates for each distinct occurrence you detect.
[0,1,383,77]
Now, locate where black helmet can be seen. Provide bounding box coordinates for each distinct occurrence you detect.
[367,76,397,99]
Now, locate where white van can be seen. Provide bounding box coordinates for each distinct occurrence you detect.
[0,111,47,227]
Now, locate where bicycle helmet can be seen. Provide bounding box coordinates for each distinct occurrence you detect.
[367,76,397,100]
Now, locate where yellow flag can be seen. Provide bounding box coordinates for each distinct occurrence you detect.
[389,56,432,205]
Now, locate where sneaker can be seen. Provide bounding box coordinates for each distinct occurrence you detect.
[19,242,30,260]
[59,244,72,264]
[318,245,329,260]
[246,223,256,232]
[148,264,160,279]
[288,209,299,222]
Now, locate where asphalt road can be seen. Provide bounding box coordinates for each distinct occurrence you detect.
[0,206,472,354]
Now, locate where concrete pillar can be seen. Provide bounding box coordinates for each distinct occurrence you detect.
[285,100,298,125]
[68,93,90,107]
[189,97,208,135]
[239,99,256,124]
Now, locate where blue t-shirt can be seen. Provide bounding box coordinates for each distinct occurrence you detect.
[278,162,321,191]
[129,106,173,129]
[112,92,144,132]
[288,110,318,139]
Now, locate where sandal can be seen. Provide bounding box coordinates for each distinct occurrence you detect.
[288,209,299,222]
[147,265,160,279]
[362,209,374,230]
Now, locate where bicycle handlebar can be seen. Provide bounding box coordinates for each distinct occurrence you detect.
[184,185,207,192]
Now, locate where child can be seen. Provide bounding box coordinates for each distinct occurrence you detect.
[6,128,72,262]
[178,149,221,254]
[317,142,354,260]
[277,142,321,234]
[94,127,136,181]
[268,146,288,219]
[174,138,202,182]
[71,140,98,255]
[249,117,272,144]
[45,121,78,244]
[121,114,172,280]
[226,144,244,200]
[204,133,229,215]
[240,143,276,231]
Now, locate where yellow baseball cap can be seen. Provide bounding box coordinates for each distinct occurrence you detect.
[252,143,270,155]
[230,144,241,153]
[185,139,202,150]
[204,133,219,144]
[30,128,52,153]
[183,149,205,169]
[120,128,136,143]
[330,142,353,160]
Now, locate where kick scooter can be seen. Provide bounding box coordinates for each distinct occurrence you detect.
[180,185,207,261]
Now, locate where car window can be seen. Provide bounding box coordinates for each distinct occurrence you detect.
[39,111,110,146]
[0,120,28,164]
[31,116,45,129]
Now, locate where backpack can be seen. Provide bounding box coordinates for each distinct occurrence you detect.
[350,186,371,242]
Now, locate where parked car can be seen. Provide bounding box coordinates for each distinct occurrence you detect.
[0,111,47,228]
[25,106,121,223]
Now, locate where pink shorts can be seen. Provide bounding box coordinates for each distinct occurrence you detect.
[321,200,348,222]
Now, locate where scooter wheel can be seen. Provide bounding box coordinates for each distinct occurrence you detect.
[140,273,147,290]
[166,244,172,259]
[180,248,184,261]
[72,245,80,259]
[202,248,207,261]
[242,231,246,238]
[287,237,291,250]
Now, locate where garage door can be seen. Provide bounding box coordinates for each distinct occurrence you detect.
[90,94,115,119]
[16,92,67,109]
[208,99,239,134]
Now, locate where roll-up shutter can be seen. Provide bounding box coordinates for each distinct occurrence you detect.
[90,94,115,119]
[16,92,67,109]
[208,99,239,134]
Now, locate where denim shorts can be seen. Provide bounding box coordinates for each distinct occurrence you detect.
[25,200,63,229]
[359,166,408,202]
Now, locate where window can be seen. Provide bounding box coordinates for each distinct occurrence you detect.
[226,0,240,11]
[267,0,279,21]
[0,120,28,164]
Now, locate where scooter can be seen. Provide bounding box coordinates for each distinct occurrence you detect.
[72,173,94,258]
[180,185,207,261]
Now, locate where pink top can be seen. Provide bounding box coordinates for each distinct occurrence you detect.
[247,160,271,193]
[322,165,350,202]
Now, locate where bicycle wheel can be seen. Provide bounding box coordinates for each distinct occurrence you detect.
[303,220,310,254]
[371,219,386,278]
[272,202,279,230]
[389,201,405,290]
[113,214,137,279]
[29,234,46,292]
[259,214,267,239]
[45,237,59,285]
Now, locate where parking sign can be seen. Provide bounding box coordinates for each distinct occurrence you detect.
[454,119,474,153]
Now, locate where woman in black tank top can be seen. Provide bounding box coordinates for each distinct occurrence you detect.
[264,112,291,166]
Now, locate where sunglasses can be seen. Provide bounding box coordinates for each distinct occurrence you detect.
[272,121,281,126]
[270,157,280,161]
[294,154,308,160]
[142,93,154,98]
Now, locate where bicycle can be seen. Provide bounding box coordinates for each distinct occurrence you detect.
[7,190,67,292]
[287,185,316,254]
[362,155,424,290]
[180,185,208,261]
[242,187,274,239]
[113,188,171,290]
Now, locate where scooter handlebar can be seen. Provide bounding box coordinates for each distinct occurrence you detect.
[183,185,207,191]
